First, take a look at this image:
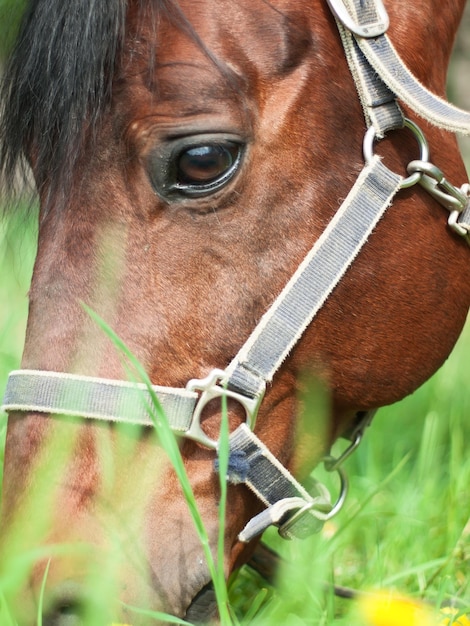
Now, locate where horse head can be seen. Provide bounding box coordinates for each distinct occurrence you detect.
[1,0,469,623]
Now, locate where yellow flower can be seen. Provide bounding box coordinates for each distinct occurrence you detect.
[439,607,470,626]
[358,590,436,626]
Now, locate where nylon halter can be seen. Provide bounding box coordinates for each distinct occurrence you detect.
[2,0,470,542]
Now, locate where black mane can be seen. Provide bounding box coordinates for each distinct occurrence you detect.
[0,0,127,200]
[0,0,244,206]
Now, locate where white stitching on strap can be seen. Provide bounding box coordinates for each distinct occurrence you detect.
[224,157,403,398]
[2,369,197,430]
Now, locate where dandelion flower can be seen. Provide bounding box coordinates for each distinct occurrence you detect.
[358,590,436,626]
[439,607,470,626]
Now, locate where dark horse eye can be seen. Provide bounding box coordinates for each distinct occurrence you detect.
[147,135,244,200]
[176,144,239,186]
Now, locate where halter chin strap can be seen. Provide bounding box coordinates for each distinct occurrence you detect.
[2,0,470,543]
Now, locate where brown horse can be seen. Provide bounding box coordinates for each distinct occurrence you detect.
[1,0,469,624]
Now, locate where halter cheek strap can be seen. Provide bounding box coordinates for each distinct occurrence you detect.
[2,0,470,543]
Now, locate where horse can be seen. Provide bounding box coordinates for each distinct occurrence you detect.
[1,0,470,623]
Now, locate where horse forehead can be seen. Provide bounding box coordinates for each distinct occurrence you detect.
[128,0,315,80]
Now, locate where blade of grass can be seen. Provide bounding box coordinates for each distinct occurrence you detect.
[0,591,18,626]
[243,587,270,622]
[83,305,234,624]
[36,559,51,626]
[121,602,193,625]
[379,558,448,587]
[216,391,231,623]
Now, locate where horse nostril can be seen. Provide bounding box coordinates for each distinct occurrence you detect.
[42,596,84,626]
[42,608,82,626]
[184,582,218,625]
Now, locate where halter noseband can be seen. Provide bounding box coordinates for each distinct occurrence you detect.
[3,0,470,543]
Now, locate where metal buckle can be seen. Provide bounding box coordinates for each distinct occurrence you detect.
[278,466,349,539]
[363,118,430,188]
[326,0,389,38]
[448,207,470,241]
[279,411,373,538]
[278,499,327,539]
[407,161,470,240]
[185,369,265,449]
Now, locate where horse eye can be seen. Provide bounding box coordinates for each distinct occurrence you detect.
[177,144,239,185]
[147,136,244,200]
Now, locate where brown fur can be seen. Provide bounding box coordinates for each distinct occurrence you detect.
[2,0,469,623]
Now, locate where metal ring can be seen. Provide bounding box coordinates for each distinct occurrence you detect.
[322,431,363,473]
[319,461,349,521]
[325,466,348,520]
[363,118,430,189]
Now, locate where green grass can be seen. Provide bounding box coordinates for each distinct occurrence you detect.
[0,211,37,474]
[229,317,470,625]
[1,209,470,624]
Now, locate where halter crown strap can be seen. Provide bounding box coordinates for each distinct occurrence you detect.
[334,0,470,136]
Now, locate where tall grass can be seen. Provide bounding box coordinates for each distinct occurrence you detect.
[228,316,470,625]
[0,210,37,475]
[1,209,470,624]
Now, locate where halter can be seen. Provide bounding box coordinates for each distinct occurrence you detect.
[3,0,470,543]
